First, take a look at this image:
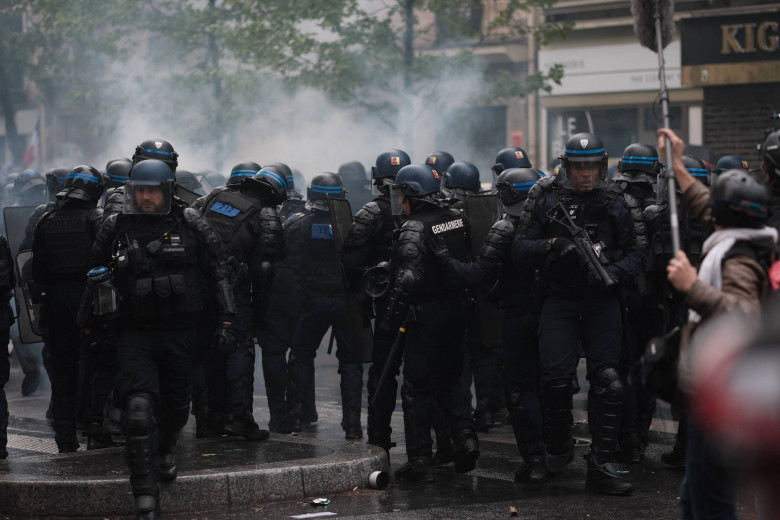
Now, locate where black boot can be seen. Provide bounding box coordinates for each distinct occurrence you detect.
[224,414,270,441]
[454,432,480,474]
[585,452,633,495]
[395,456,434,482]
[134,494,159,520]
[342,408,363,440]
[0,411,8,459]
[87,423,116,450]
[528,455,551,484]
[432,435,454,466]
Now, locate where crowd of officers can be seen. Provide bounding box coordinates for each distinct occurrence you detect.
[0,125,778,519]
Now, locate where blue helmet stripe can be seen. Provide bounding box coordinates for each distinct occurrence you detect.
[108,174,129,182]
[258,169,288,190]
[141,147,173,157]
[511,181,536,192]
[565,147,605,155]
[67,172,98,183]
[311,184,343,193]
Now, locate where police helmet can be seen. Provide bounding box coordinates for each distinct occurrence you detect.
[372,149,411,181]
[395,164,441,198]
[496,167,539,216]
[227,161,261,187]
[262,163,300,196]
[61,165,105,203]
[132,138,178,172]
[242,168,289,205]
[710,169,769,228]
[616,143,662,177]
[425,151,454,180]
[124,159,175,215]
[44,167,69,201]
[761,129,780,178]
[715,155,749,175]
[492,147,532,175]
[338,161,367,185]
[105,157,133,188]
[14,169,45,198]
[560,132,608,171]
[443,161,481,193]
[682,155,710,186]
[205,172,226,188]
[307,172,345,201]
[175,169,207,196]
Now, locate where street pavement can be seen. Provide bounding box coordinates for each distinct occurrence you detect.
[0,344,762,519]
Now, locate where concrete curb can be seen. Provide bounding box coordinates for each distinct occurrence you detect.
[0,435,388,516]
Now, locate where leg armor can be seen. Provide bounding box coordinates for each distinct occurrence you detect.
[588,367,624,464]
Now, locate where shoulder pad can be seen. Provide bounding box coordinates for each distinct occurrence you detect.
[282,211,307,230]
[400,219,425,234]
[183,207,203,224]
[354,201,383,226]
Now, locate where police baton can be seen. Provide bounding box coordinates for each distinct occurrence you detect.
[370,316,409,408]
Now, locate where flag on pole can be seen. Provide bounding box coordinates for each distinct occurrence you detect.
[24,119,39,168]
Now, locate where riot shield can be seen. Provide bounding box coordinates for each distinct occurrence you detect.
[464,193,502,348]
[327,197,353,254]
[4,206,43,343]
[328,197,373,362]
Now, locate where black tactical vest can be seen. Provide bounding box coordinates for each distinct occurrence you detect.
[114,212,205,320]
[415,205,470,297]
[299,210,345,299]
[205,189,261,246]
[41,207,95,279]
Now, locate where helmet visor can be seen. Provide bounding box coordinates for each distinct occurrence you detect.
[390,184,407,216]
[123,181,172,215]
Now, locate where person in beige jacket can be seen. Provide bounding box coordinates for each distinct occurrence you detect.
[660,127,777,520]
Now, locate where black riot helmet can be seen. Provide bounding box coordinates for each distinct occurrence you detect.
[175,169,207,196]
[442,161,481,200]
[14,169,45,203]
[425,151,454,182]
[492,147,532,176]
[615,143,662,182]
[496,167,540,216]
[60,165,105,203]
[227,161,261,187]
[264,162,300,199]
[105,157,133,188]
[44,167,69,201]
[372,149,411,181]
[395,164,441,198]
[682,155,710,186]
[715,155,748,175]
[559,133,608,183]
[307,172,345,201]
[710,169,769,229]
[761,129,780,180]
[132,138,178,172]
[124,159,175,215]
[241,168,289,206]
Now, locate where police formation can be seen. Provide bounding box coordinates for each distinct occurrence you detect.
[1,126,778,519]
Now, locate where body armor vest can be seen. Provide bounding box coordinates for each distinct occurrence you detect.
[205,190,261,246]
[415,205,470,297]
[41,207,95,279]
[113,212,205,319]
[300,211,345,299]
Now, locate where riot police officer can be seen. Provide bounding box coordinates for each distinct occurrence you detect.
[201,168,287,440]
[0,233,14,459]
[440,161,482,205]
[32,166,105,452]
[341,149,410,453]
[384,163,479,481]
[491,146,533,182]
[338,161,372,211]
[434,167,547,481]
[192,162,261,212]
[285,173,363,438]
[425,151,455,182]
[513,132,647,495]
[611,143,661,463]
[92,159,235,519]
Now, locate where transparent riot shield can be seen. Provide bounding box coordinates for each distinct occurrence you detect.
[4,206,43,343]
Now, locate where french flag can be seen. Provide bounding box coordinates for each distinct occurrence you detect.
[24,119,39,168]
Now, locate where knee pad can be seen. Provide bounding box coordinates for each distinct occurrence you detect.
[592,367,623,400]
[124,393,155,436]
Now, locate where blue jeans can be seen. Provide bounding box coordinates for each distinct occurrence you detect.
[680,415,737,520]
